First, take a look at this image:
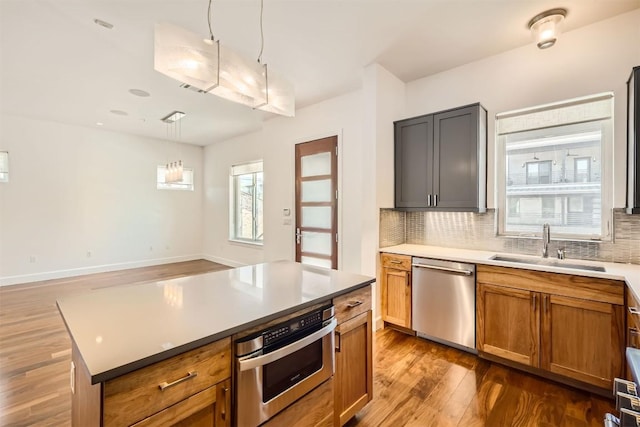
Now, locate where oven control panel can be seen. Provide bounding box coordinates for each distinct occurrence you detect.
[263,309,325,346]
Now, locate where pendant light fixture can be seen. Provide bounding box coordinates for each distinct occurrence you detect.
[154,0,294,116]
[162,111,185,183]
[528,8,567,49]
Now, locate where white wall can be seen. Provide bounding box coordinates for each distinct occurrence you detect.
[404,9,640,208]
[0,114,204,285]
[203,91,366,274]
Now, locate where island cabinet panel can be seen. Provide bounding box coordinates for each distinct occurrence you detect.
[380,253,412,329]
[131,379,230,427]
[262,377,334,427]
[476,265,625,391]
[103,337,231,426]
[334,285,373,426]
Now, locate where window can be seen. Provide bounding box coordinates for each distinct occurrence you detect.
[525,160,552,185]
[157,165,194,190]
[497,93,613,239]
[230,161,263,244]
[0,151,8,183]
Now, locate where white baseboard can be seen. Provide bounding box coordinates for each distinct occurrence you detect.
[202,254,247,268]
[0,254,206,287]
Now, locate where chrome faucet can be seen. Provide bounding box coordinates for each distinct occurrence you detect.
[542,223,550,258]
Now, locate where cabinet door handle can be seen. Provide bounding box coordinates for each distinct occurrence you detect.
[158,371,198,391]
[630,307,640,315]
[335,331,341,352]
[389,260,402,264]
[427,194,431,206]
[221,386,229,420]
[532,294,537,311]
[346,300,363,308]
[434,194,438,207]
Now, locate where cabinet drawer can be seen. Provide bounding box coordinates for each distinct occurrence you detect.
[381,253,412,271]
[334,285,371,325]
[103,337,231,426]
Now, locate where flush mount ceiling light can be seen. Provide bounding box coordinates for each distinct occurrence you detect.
[154,0,294,117]
[528,8,567,49]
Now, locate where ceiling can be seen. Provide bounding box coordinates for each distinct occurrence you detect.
[1,0,638,146]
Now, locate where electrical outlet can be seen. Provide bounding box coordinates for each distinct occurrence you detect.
[29,255,36,263]
[149,246,153,252]
[86,250,92,258]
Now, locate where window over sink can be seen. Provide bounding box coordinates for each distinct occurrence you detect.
[496,93,613,240]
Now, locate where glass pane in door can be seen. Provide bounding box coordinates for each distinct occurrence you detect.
[301,180,332,202]
[300,256,332,269]
[301,231,332,256]
[301,206,332,229]
[301,152,331,177]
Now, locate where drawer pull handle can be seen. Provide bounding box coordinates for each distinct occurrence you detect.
[158,371,198,391]
[346,300,363,308]
[389,260,402,264]
[630,307,640,315]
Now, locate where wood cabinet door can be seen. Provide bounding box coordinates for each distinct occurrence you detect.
[541,295,624,389]
[477,283,540,367]
[335,311,373,427]
[381,267,411,328]
[129,379,230,427]
[394,114,433,208]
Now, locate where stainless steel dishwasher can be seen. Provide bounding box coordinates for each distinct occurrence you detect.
[412,257,476,353]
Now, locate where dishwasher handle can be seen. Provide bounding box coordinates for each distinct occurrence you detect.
[412,263,473,276]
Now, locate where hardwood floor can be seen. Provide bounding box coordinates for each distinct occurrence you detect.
[0,260,615,426]
[0,260,231,427]
[348,328,615,427]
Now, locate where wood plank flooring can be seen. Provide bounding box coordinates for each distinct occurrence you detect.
[0,260,615,426]
[0,260,231,427]
[348,328,615,427]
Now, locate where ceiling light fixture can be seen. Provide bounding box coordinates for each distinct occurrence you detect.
[153,0,294,117]
[528,8,567,49]
[161,111,185,183]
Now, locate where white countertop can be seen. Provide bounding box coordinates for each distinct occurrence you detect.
[57,261,374,384]
[381,244,640,298]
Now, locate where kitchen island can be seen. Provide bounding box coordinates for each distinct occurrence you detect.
[57,260,375,426]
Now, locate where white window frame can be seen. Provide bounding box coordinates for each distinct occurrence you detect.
[0,151,8,183]
[229,160,263,245]
[157,165,194,191]
[495,93,614,241]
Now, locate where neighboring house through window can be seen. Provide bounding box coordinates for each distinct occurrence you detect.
[230,161,263,244]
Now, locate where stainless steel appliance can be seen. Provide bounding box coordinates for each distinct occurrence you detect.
[604,348,640,426]
[412,257,476,353]
[235,305,336,427]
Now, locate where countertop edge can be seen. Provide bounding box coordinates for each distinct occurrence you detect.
[85,278,375,384]
[380,244,640,301]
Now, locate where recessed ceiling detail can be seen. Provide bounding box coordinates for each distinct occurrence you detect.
[129,89,150,97]
[110,110,128,116]
[93,18,113,29]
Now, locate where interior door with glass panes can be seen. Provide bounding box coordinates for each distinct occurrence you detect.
[295,136,338,269]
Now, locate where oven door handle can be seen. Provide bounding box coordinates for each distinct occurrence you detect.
[238,318,337,372]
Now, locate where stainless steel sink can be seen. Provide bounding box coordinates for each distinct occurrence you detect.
[490,255,606,272]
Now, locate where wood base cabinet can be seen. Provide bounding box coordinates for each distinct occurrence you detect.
[334,286,373,426]
[71,337,231,427]
[380,253,412,329]
[477,265,624,391]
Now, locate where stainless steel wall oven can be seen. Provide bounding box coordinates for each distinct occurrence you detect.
[235,304,336,426]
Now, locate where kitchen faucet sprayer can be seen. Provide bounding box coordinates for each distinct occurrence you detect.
[542,223,550,258]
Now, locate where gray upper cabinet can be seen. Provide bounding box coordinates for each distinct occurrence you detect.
[394,103,487,212]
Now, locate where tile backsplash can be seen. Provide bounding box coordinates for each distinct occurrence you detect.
[380,208,640,265]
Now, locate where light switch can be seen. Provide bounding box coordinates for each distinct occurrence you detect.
[283,208,291,216]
